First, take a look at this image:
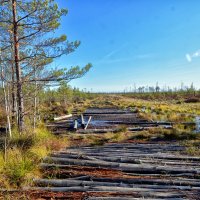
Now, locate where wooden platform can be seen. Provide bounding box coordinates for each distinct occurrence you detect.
[31,141,200,199]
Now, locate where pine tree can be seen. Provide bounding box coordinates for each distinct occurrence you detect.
[0,0,91,133]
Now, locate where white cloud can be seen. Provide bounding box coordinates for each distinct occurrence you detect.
[186,54,192,62]
[194,51,200,57]
[186,49,200,62]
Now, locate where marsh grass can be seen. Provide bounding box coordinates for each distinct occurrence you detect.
[185,146,200,156]
[0,124,67,188]
[181,140,200,156]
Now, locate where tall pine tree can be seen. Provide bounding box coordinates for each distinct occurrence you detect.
[0,0,91,133]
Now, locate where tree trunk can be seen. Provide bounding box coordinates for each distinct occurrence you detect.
[1,64,12,137]
[33,67,37,130]
[11,60,16,126]
[12,0,24,133]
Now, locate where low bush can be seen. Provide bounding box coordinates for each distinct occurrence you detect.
[185,98,199,103]
[158,130,199,141]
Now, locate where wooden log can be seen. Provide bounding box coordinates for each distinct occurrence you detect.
[87,198,137,200]
[77,125,174,133]
[34,179,200,191]
[51,152,200,168]
[87,186,185,198]
[90,177,200,187]
[54,114,72,121]
[85,116,92,130]
[69,151,200,162]
[77,129,115,134]
[75,144,181,150]
[42,157,200,175]
[99,186,184,197]
[43,156,120,168]
[85,120,195,126]
[83,111,130,115]
[34,178,128,187]
[24,186,89,192]
[88,197,183,200]
[72,175,91,180]
[79,143,185,150]
[81,114,85,128]
[50,153,93,160]
[87,198,181,200]
[50,153,141,164]
[27,185,186,197]
[33,178,200,188]
[74,119,78,131]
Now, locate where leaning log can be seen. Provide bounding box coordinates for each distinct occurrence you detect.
[81,114,85,128]
[85,116,92,130]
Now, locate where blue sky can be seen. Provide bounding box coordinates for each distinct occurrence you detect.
[55,0,200,92]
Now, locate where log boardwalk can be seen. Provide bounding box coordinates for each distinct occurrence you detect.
[48,108,196,134]
[31,141,200,199]
[33,108,200,199]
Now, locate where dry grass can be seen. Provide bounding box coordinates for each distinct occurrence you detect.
[0,124,68,189]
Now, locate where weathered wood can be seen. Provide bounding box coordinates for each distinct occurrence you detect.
[28,186,186,198]
[30,107,200,198]
[88,198,135,200]
[72,175,91,180]
[195,116,200,132]
[41,157,200,175]
[73,119,78,131]
[55,154,200,168]
[81,114,85,128]
[87,198,183,200]
[89,177,200,187]
[43,157,120,168]
[85,116,92,130]
[25,186,89,192]
[50,153,141,164]
[67,150,200,161]
[54,114,72,121]
[77,129,115,133]
[99,121,195,126]
[77,126,172,133]
[34,178,200,188]
[83,111,131,115]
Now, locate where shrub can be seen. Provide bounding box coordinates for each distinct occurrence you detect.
[3,148,34,187]
[185,98,199,103]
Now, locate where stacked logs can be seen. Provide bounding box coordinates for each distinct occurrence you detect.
[31,142,200,199]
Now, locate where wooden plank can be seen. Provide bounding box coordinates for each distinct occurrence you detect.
[85,116,92,130]
[81,114,85,128]
[54,114,72,121]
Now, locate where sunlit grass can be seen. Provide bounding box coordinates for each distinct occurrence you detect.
[0,124,68,188]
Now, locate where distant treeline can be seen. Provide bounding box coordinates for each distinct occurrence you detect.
[92,83,200,101]
[93,83,197,94]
